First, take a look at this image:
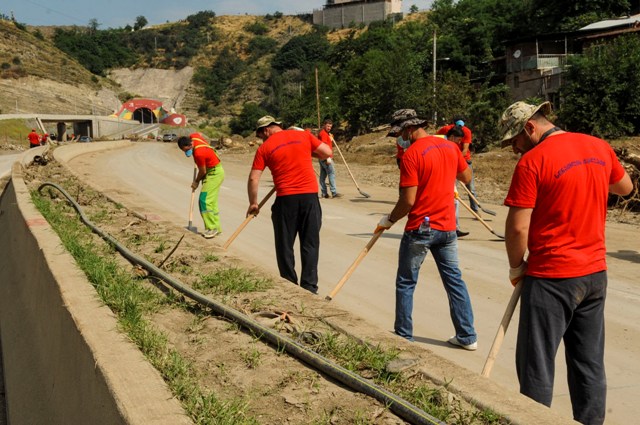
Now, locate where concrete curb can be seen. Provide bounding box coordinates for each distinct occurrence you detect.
[0,146,191,424]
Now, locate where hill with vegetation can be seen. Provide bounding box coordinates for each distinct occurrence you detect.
[2,0,640,149]
[0,20,122,117]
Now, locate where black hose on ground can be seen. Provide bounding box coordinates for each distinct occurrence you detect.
[37,182,445,425]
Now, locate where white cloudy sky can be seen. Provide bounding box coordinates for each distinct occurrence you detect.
[3,0,434,28]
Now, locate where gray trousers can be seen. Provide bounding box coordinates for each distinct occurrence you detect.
[516,271,607,425]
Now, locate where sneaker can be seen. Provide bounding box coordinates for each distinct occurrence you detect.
[447,336,477,351]
[456,229,470,237]
[202,229,221,239]
[332,193,343,198]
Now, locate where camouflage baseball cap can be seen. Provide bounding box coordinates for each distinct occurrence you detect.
[498,101,552,148]
[387,109,427,137]
[255,115,282,135]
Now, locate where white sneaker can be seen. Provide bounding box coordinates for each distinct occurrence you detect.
[203,229,221,239]
[447,336,477,351]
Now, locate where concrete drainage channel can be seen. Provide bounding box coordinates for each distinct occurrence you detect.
[0,338,6,425]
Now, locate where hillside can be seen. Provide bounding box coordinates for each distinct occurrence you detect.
[0,20,121,116]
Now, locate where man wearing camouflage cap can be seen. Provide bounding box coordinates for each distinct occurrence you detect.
[247,116,332,294]
[377,109,478,350]
[500,101,632,424]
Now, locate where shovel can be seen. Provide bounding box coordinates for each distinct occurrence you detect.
[458,183,497,216]
[455,192,504,239]
[481,281,523,377]
[186,167,198,233]
[331,136,371,198]
[326,229,384,300]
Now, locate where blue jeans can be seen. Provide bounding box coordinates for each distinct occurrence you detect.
[319,160,337,196]
[394,228,476,344]
[465,161,478,212]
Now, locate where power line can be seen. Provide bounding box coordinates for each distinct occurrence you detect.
[14,0,87,25]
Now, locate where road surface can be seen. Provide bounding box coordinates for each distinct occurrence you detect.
[66,142,640,424]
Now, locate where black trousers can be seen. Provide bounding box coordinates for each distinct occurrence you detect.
[516,271,607,425]
[271,193,322,293]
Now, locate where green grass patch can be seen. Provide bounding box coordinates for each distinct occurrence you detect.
[311,332,506,425]
[32,190,259,425]
[0,118,35,143]
[194,267,273,295]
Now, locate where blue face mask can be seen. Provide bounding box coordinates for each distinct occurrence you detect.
[184,149,193,157]
[397,136,411,149]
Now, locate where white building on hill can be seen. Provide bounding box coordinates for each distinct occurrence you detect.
[313,0,402,29]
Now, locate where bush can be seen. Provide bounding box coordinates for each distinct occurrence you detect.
[559,35,640,138]
[244,21,269,35]
[229,103,269,137]
[246,36,278,59]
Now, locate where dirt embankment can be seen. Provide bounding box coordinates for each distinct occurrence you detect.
[108,67,195,112]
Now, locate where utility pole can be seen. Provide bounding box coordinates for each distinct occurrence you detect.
[315,67,321,129]
[432,29,437,124]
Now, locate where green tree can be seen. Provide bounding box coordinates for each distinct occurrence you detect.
[194,47,245,105]
[271,32,329,72]
[229,103,269,136]
[340,49,425,134]
[528,0,631,32]
[88,18,100,33]
[134,15,148,31]
[246,36,278,61]
[410,4,419,13]
[559,35,640,138]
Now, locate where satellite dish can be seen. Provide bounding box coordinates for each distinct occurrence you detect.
[513,49,522,58]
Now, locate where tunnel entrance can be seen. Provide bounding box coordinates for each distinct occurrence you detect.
[132,108,157,125]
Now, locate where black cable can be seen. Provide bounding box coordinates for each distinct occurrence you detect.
[37,182,446,425]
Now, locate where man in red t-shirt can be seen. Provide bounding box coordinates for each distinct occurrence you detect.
[437,116,479,213]
[317,118,342,198]
[177,133,225,239]
[499,101,632,425]
[248,116,332,294]
[27,129,40,148]
[376,109,477,349]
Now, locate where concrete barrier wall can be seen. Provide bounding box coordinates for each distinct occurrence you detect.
[0,154,191,424]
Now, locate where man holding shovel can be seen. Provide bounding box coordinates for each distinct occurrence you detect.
[376,109,477,349]
[248,116,332,294]
[499,101,632,425]
[178,133,225,239]
[317,118,342,199]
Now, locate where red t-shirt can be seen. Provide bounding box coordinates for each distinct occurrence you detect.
[252,129,322,196]
[191,133,220,169]
[318,129,333,157]
[504,132,626,278]
[400,136,468,231]
[28,131,40,146]
[436,124,472,161]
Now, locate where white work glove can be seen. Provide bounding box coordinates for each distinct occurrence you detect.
[509,261,528,287]
[375,215,394,233]
[326,157,333,164]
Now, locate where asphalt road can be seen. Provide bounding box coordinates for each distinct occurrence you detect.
[0,153,20,178]
[66,142,640,425]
